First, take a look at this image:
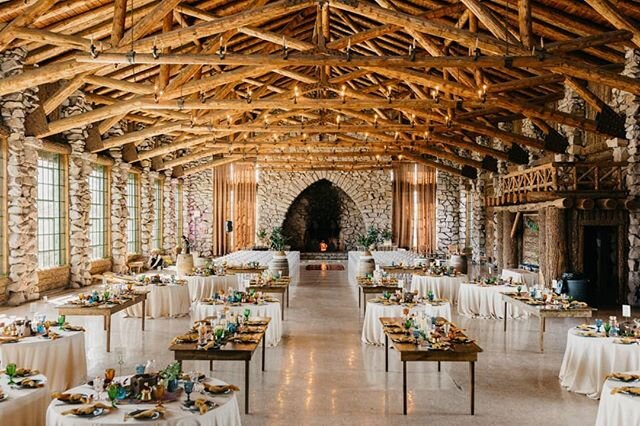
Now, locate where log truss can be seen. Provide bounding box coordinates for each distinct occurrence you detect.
[1,0,639,177]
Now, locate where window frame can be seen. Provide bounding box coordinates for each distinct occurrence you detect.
[88,163,111,260]
[151,177,163,250]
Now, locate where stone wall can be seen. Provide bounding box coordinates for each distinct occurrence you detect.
[557,84,586,161]
[435,170,462,253]
[184,170,213,257]
[0,48,40,305]
[256,170,392,240]
[107,137,130,273]
[163,169,177,255]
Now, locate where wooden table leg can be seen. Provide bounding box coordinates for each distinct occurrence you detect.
[244,359,250,414]
[437,361,441,372]
[358,288,361,310]
[141,299,146,331]
[542,316,546,332]
[503,302,508,332]
[385,334,389,372]
[209,360,213,371]
[539,316,545,353]
[363,292,367,314]
[470,361,475,415]
[286,288,289,307]
[281,298,284,321]
[105,314,111,353]
[402,360,407,415]
[262,334,266,372]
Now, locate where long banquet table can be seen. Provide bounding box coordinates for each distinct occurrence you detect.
[182,275,239,302]
[0,329,87,392]
[215,250,300,285]
[192,300,282,347]
[124,283,190,318]
[457,283,529,319]
[559,328,640,398]
[45,375,242,426]
[348,250,419,285]
[410,274,467,303]
[596,371,640,425]
[500,268,538,286]
[0,373,49,425]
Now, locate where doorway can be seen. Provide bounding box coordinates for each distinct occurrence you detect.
[583,226,619,307]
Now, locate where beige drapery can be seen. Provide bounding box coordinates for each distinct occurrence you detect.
[392,164,436,252]
[212,163,257,256]
[232,163,256,251]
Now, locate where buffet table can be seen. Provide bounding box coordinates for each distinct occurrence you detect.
[45,376,241,426]
[246,278,291,320]
[596,371,640,425]
[124,284,190,319]
[0,330,87,392]
[192,301,282,347]
[500,268,538,286]
[559,328,640,398]
[183,275,239,302]
[362,300,451,345]
[457,283,529,319]
[0,373,49,425]
[410,274,467,303]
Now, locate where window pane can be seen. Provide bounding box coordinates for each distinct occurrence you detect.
[127,173,140,254]
[37,152,66,268]
[89,165,108,259]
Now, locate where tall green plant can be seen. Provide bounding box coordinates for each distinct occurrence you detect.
[356,227,382,248]
[269,226,288,251]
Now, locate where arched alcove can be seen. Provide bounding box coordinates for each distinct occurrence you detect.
[281,179,365,251]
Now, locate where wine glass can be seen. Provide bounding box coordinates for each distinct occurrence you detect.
[604,322,612,337]
[57,315,65,328]
[104,368,116,384]
[107,384,119,407]
[6,363,17,385]
[183,379,194,406]
[595,318,603,333]
[93,376,104,400]
[243,308,251,322]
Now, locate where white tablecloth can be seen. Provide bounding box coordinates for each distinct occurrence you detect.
[501,268,538,286]
[348,250,419,286]
[559,328,640,398]
[410,275,467,303]
[192,301,282,347]
[0,330,87,392]
[596,371,640,426]
[361,301,452,345]
[183,276,240,302]
[215,250,300,285]
[0,373,50,426]
[45,376,241,426]
[457,283,529,319]
[124,285,190,318]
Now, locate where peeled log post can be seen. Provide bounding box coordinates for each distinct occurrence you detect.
[545,207,567,281]
[503,212,518,268]
[538,208,547,287]
[510,211,522,240]
[495,211,504,271]
[576,198,595,210]
[625,197,640,210]
[596,198,618,210]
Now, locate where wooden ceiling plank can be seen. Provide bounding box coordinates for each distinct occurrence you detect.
[0,0,58,50]
[584,0,640,47]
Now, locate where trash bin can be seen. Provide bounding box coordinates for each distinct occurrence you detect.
[562,272,589,302]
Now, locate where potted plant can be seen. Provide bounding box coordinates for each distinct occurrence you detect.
[256,228,268,247]
[159,361,181,392]
[381,228,393,246]
[268,227,289,277]
[356,227,381,253]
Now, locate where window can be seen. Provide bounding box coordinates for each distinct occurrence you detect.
[89,165,109,259]
[37,152,66,268]
[127,173,140,254]
[176,181,183,245]
[151,178,162,250]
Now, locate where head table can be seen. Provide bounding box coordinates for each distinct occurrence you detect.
[559,327,640,398]
[0,373,49,425]
[410,274,467,303]
[0,329,87,392]
[457,282,530,319]
[192,300,282,347]
[45,375,241,426]
[596,371,640,426]
[361,299,452,345]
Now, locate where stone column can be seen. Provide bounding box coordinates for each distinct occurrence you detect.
[109,146,130,273]
[435,170,461,253]
[184,169,213,257]
[139,158,155,256]
[163,169,177,255]
[1,48,40,305]
[621,48,640,305]
[62,92,95,288]
[557,84,586,161]
[469,178,486,263]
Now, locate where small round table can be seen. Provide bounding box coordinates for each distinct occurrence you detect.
[457,283,529,319]
[125,284,190,318]
[0,329,87,392]
[0,373,49,425]
[596,371,640,426]
[45,376,241,426]
[361,300,452,345]
[559,328,640,398]
[192,301,282,347]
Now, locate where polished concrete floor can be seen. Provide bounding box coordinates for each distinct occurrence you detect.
[1,263,598,425]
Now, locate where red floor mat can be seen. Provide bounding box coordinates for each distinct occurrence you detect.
[305,264,345,271]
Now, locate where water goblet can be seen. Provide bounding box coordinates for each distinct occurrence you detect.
[243,308,251,321]
[106,384,119,408]
[604,322,612,337]
[57,315,65,328]
[93,376,104,400]
[6,363,17,385]
[183,380,195,406]
[104,368,116,384]
[595,318,603,333]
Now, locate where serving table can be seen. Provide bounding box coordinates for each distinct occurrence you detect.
[124,283,190,319]
[500,268,538,286]
[596,371,640,425]
[457,283,529,319]
[45,375,241,426]
[502,293,596,352]
[169,318,270,414]
[380,317,482,415]
[246,277,291,320]
[182,275,239,302]
[0,373,49,425]
[356,277,400,313]
[192,301,282,347]
[0,329,87,392]
[559,328,640,398]
[410,274,467,303]
[362,300,451,345]
[57,292,148,352]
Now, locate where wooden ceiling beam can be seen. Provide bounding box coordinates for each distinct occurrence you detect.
[584,0,640,47]
[460,0,520,44]
[237,26,315,51]
[97,122,186,152]
[180,155,244,176]
[0,0,57,50]
[111,0,128,46]
[517,0,533,50]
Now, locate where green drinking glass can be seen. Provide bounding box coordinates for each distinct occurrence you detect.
[604,322,612,337]
[57,315,65,327]
[243,308,251,321]
[6,363,17,385]
[107,384,119,407]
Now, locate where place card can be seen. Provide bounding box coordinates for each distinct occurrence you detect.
[622,304,631,318]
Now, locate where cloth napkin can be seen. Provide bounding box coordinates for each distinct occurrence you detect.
[52,392,94,404]
[62,403,112,416]
[124,406,165,420]
[203,383,240,394]
[607,373,640,382]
